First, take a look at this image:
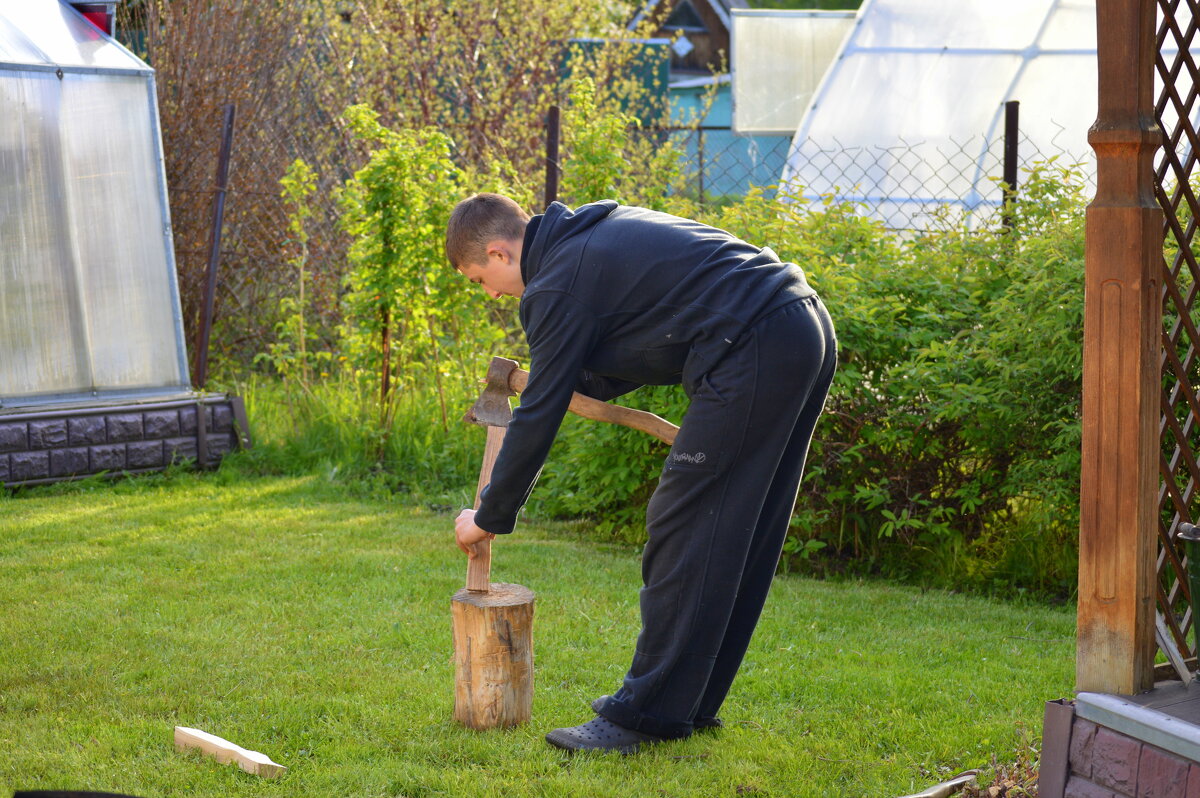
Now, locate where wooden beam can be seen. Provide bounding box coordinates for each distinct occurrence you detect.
[1077,0,1164,695]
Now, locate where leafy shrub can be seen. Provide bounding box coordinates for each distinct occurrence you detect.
[536,167,1087,596]
[559,76,684,211]
[252,106,526,485]
[257,158,329,387]
[339,107,461,423]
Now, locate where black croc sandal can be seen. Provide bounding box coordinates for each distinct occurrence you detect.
[591,695,724,730]
[545,716,663,754]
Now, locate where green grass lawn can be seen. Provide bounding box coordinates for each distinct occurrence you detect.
[0,467,1074,797]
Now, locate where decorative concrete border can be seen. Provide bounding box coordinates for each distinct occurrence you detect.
[0,394,250,487]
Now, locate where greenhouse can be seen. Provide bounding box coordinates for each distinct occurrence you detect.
[0,1,244,485]
[780,0,1107,229]
[730,9,856,136]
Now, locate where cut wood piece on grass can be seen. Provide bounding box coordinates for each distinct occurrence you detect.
[173,726,286,778]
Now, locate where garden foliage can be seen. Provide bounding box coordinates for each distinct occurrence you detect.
[239,71,1086,596]
[535,167,1087,596]
[337,107,466,429]
[130,0,677,373]
[250,107,534,489]
[260,158,325,388]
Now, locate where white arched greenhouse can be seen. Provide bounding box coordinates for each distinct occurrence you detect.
[780,0,1107,229]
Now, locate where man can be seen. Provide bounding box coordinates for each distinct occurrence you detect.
[445,193,836,753]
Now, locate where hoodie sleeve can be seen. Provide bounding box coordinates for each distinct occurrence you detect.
[473,290,598,535]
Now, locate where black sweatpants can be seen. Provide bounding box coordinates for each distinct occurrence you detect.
[597,294,837,739]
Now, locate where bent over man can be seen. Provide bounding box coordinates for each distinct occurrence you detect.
[445,193,837,753]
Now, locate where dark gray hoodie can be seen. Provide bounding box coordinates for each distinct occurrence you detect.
[473,200,814,535]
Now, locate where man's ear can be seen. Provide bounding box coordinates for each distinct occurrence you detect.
[484,240,511,264]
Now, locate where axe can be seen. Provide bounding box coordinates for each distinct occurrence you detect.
[451,356,680,730]
[461,356,679,591]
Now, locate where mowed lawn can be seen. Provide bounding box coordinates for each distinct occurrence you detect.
[0,469,1075,797]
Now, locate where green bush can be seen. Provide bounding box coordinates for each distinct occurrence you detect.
[246,106,526,495]
[534,167,1087,597]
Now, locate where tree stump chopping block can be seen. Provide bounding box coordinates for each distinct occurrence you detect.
[451,582,535,729]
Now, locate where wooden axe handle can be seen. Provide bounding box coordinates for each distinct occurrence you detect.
[466,424,505,592]
[508,368,678,445]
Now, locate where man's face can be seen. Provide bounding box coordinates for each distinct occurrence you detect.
[458,244,525,299]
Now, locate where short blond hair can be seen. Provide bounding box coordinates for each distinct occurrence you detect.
[445,193,531,269]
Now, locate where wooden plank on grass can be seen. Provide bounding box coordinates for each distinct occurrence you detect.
[174,726,286,778]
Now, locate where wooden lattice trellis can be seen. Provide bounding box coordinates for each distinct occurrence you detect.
[1156,0,1200,663]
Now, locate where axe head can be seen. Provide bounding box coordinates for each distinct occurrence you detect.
[464,357,519,428]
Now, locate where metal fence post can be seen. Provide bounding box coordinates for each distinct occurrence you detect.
[1002,100,1020,231]
[545,105,560,209]
[194,102,235,391]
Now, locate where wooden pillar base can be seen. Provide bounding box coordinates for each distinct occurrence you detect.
[451,583,535,730]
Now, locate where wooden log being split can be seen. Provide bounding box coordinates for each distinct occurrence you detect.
[456,363,535,730]
[452,582,535,729]
[173,726,286,778]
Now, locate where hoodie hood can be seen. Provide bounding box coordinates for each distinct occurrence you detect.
[521,200,618,286]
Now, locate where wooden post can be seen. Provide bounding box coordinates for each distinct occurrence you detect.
[1077,0,1163,694]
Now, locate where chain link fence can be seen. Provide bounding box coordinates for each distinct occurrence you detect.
[166,110,361,372]
[171,89,1097,373]
[662,125,1096,229]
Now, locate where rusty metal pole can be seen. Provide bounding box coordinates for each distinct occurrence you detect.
[545,105,560,209]
[194,103,236,390]
[1002,100,1019,230]
[1077,0,1163,695]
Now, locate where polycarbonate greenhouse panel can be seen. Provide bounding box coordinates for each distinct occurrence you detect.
[1010,53,1099,153]
[0,2,188,407]
[0,14,48,64]
[853,0,1052,49]
[731,10,855,135]
[781,0,1106,229]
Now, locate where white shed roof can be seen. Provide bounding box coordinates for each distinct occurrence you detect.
[731,9,856,135]
[0,1,149,72]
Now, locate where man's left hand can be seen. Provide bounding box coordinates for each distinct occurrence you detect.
[455,508,496,557]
